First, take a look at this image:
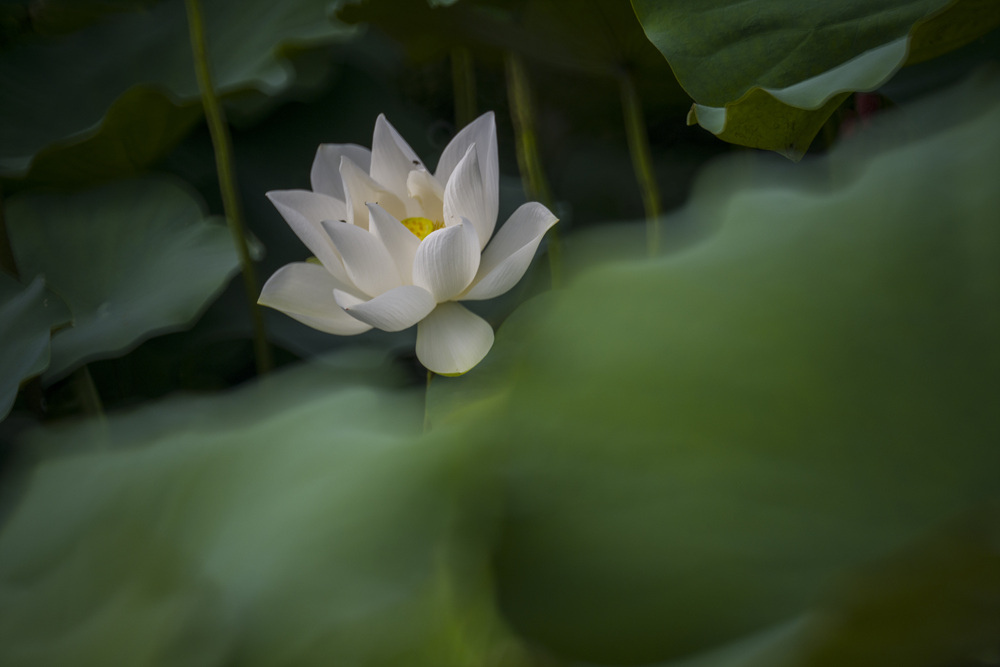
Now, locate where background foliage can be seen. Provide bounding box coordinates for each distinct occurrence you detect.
[1,1,998,665]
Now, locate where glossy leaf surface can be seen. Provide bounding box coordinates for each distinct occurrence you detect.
[632,0,1000,156]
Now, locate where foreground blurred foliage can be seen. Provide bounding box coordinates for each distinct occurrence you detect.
[432,68,1000,665]
[1,63,998,666]
[1,353,530,666]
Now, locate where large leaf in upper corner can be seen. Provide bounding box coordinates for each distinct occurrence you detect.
[0,275,70,421]
[631,0,1000,158]
[4,177,242,382]
[0,0,355,188]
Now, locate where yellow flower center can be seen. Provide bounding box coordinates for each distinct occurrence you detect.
[401,216,445,240]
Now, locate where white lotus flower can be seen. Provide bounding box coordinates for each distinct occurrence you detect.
[259,112,558,375]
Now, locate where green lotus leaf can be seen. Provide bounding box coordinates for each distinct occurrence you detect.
[0,0,355,187]
[4,177,242,382]
[0,275,70,421]
[633,0,1000,157]
[430,69,1000,663]
[0,355,525,666]
[25,0,162,36]
[8,86,204,191]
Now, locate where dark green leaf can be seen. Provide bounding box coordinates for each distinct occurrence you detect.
[0,274,69,420]
[0,355,528,666]
[432,69,1000,664]
[0,0,356,187]
[632,0,1000,157]
[5,177,242,382]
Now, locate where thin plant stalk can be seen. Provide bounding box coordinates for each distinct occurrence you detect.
[505,53,562,289]
[450,46,477,128]
[71,365,109,448]
[72,366,105,420]
[424,370,434,433]
[619,70,662,256]
[185,0,272,374]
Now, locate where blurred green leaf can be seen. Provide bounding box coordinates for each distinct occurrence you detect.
[794,506,1000,667]
[341,0,681,83]
[0,274,69,421]
[7,86,204,191]
[632,0,1000,157]
[431,69,1000,664]
[0,0,355,188]
[641,506,1000,667]
[5,177,242,382]
[0,355,530,666]
[26,0,164,35]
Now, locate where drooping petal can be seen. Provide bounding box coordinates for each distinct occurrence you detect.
[406,170,445,222]
[435,113,498,231]
[371,114,424,200]
[322,220,402,297]
[311,144,371,200]
[416,302,494,375]
[258,262,371,335]
[443,145,493,249]
[412,219,480,302]
[461,202,558,301]
[265,190,349,283]
[340,156,407,228]
[367,203,419,284]
[333,285,436,332]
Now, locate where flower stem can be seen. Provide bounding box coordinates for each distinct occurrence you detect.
[450,46,477,129]
[505,53,562,289]
[185,0,272,374]
[73,365,109,447]
[619,70,662,257]
[424,370,434,433]
[72,366,104,419]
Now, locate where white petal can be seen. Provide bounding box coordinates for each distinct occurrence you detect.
[416,302,494,375]
[435,113,498,232]
[333,285,436,332]
[443,144,494,249]
[311,143,372,200]
[406,170,445,222]
[322,220,402,297]
[258,263,371,335]
[412,219,480,302]
[340,156,407,227]
[266,190,349,283]
[371,114,424,199]
[461,202,558,301]
[367,203,420,284]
